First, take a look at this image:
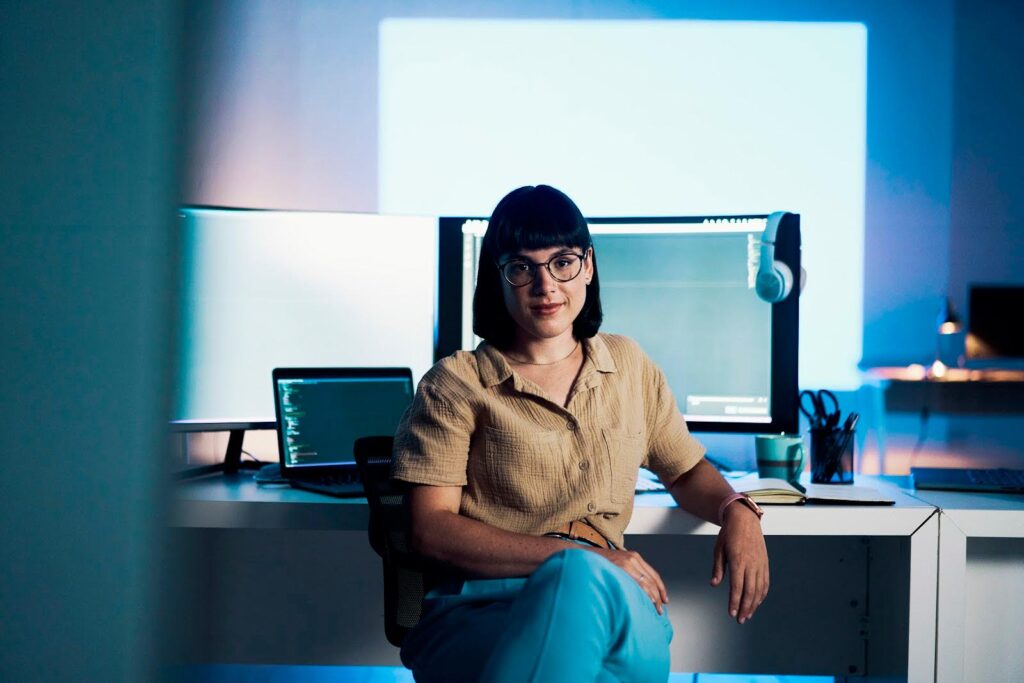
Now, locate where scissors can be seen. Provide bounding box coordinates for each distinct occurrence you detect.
[800,389,840,430]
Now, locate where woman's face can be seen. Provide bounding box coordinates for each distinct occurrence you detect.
[498,245,594,345]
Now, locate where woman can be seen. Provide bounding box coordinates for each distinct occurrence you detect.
[392,185,769,682]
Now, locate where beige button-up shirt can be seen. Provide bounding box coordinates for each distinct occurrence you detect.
[392,333,705,549]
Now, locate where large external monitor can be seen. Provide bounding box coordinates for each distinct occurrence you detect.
[437,215,801,434]
[176,207,436,422]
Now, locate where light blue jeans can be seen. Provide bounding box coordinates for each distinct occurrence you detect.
[400,547,674,682]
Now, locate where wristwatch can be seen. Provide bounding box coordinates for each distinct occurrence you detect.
[718,492,764,525]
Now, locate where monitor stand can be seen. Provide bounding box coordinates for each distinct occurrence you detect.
[169,419,275,479]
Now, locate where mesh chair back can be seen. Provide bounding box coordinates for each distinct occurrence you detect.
[354,435,425,647]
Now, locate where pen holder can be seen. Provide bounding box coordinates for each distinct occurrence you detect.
[810,427,854,484]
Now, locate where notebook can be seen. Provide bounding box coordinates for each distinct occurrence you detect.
[728,474,895,505]
[911,467,1024,493]
[272,367,414,498]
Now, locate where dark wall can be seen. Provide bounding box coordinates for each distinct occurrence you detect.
[949,0,1024,304]
[939,0,1024,467]
[0,1,180,679]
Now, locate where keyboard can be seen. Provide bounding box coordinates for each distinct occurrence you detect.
[912,466,1024,493]
[288,470,365,498]
[967,468,1024,487]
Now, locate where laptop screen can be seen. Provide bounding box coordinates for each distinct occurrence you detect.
[273,368,413,471]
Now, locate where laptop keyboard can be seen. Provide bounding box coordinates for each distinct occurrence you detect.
[967,468,1024,487]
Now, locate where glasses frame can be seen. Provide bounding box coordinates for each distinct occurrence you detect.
[496,249,589,288]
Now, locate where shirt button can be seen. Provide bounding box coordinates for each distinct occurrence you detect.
[579,460,589,471]
[566,421,576,431]
[587,502,596,513]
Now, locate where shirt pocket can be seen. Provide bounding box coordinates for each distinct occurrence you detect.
[483,426,569,515]
[602,428,646,504]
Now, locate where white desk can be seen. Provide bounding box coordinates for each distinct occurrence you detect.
[904,488,1024,682]
[172,474,938,681]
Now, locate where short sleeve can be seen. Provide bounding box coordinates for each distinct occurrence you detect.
[642,361,706,487]
[391,370,476,487]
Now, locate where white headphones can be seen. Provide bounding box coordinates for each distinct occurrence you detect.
[755,211,795,303]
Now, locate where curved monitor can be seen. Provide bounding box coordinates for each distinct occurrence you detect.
[437,214,800,434]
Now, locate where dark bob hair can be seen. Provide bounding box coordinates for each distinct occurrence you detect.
[472,185,603,349]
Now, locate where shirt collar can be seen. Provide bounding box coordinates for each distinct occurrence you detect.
[475,342,514,387]
[475,335,617,388]
[582,334,617,374]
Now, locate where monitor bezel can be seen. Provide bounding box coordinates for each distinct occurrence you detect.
[271,366,414,473]
[436,214,800,435]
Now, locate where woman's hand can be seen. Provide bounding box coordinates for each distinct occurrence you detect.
[592,547,669,614]
[710,503,769,624]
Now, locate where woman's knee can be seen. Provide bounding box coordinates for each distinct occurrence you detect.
[533,548,629,602]
[538,547,610,578]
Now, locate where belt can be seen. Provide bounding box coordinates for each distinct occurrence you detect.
[545,520,612,550]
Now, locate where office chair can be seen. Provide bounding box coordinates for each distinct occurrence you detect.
[353,435,426,647]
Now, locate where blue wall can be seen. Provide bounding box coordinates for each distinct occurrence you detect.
[943,0,1024,468]
[949,0,1024,305]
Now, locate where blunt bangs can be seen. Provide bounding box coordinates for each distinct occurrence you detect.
[472,185,604,349]
[486,185,592,258]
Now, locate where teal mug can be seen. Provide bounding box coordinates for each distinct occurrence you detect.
[755,434,805,482]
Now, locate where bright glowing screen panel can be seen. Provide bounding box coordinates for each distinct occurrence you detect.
[379,19,866,390]
[176,208,435,421]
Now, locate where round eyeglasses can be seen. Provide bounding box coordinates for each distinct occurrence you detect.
[497,251,588,287]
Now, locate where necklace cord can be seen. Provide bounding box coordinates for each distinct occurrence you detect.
[505,341,581,366]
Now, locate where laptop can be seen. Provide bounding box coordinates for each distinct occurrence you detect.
[272,367,414,498]
[911,467,1024,493]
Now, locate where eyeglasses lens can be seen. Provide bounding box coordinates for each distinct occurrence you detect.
[502,254,582,286]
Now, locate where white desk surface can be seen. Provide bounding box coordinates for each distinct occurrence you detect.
[172,473,369,530]
[905,487,1024,537]
[172,472,935,538]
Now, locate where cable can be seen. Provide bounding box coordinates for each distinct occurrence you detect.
[241,448,272,463]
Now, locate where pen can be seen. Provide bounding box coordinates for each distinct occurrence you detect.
[843,412,860,432]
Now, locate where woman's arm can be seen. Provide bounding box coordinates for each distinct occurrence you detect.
[408,484,571,577]
[668,458,770,624]
[408,484,671,613]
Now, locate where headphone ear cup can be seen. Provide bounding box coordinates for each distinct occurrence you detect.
[756,211,794,303]
[756,260,793,303]
[774,260,794,301]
